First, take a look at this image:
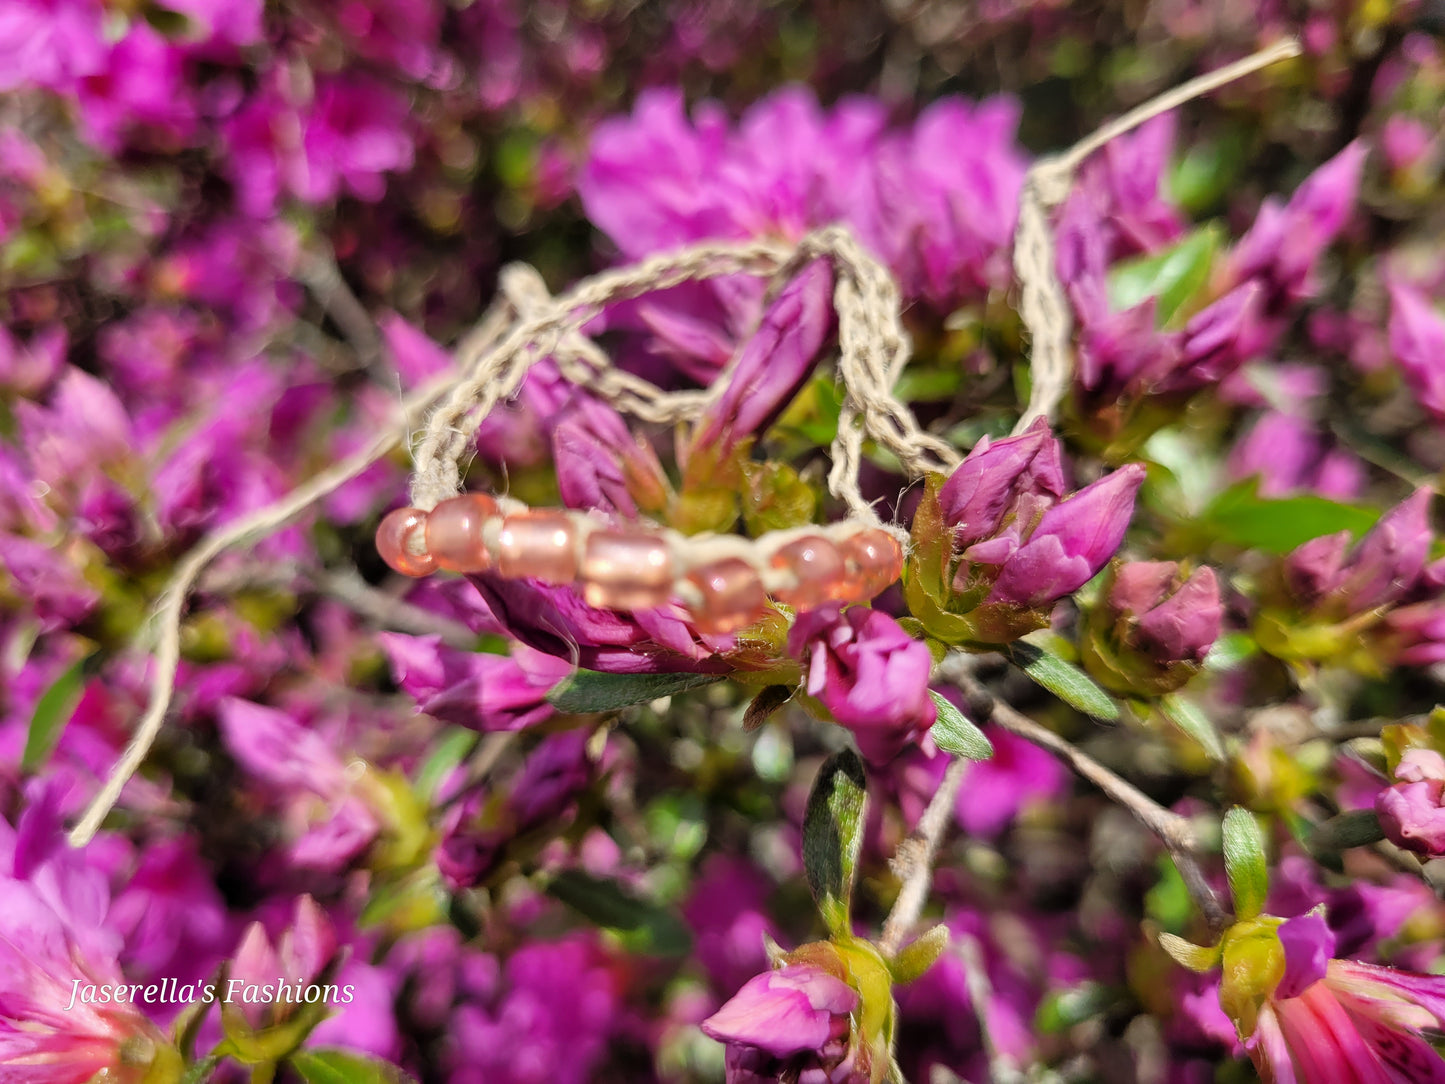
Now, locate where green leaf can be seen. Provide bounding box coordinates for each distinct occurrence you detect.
[1106,225,1221,325]
[546,870,692,956]
[802,750,869,937]
[1195,479,1379,555]
[1009,642,1120,722]
[887,924,950,984]
[1168,129,1248,215]
[1309,810,1386,854]
[546,669,724,714]
[1160,693,1225,762]
[927,691,993,761]
[743,684,793,731]
[413,727,476,799]
[1145,855,1194,935]
[290,1048,416,1084]
[1204,631,1258,672]
[1035,981,1111,1033]
[1222,808,1269,921]
[23,654,89,773]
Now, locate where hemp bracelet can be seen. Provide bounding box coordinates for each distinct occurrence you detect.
[375,494,904,635]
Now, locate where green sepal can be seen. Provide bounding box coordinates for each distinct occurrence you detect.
[886,925,950,984]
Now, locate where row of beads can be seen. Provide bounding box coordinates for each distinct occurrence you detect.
[375,494,905,636]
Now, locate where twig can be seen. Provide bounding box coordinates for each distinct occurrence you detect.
[957,936,1028,1084]
[949,665,1230,933]
[318,569,479,650]
[198,561,479,649]
[297,245,386,380]
[880,755,969,956]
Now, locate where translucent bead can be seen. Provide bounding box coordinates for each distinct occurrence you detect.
[426,494,499,572]
[686,558,767,635]
[376,507,437,578]
[838,529,904,601]
[771,536,847,609]
[581,529,674,610]
[495,510,579,584]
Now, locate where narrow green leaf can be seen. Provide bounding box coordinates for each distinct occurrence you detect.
[927,691,993,761]
[290,1048,416,1084]
[1309,810,1386,854]
[1197,479,1379,554]
[413,727,476,799]
[1106,225,1221,324]
[1009,642,1120,722]
[546,669,723,714]
[23,655,89,773]
[888,924,950,984]
[1222,808,1269,921]
[743,684,793,731]
[1035,981,1111,1034]
[1160,694,1225,761]
[546,869,692,956]
[802,750,868,937]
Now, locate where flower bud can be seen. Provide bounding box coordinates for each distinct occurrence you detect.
[1387,280,1445,422]
[986,463,1145,608]
[702,939,890,1084]
[691,260,835,457]
[1282,489,1433,617]
[1083,560,1221,695]
[938,417,1065,549]
[1376,748,1445,857]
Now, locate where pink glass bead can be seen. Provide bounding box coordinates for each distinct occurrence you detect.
[686,558,768,635]
[495,510,578,584]
[376,507,437,578]
[581,529,674,610]
[838,529,904,601]
[770,536,847,609]
[425,493,499,572]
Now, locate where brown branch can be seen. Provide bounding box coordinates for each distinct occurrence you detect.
[879,755,969,956]
[949,664,1230,933]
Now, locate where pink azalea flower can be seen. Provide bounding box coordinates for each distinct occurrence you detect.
[0,784,173,1083]
[1248,914,1445,1083]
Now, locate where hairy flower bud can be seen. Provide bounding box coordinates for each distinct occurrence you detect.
[938,417,1065,549]
[986,464,1145,608]
[1083,560,1221,695]
[1376,748,1445,857]
[1282,488,1433,617]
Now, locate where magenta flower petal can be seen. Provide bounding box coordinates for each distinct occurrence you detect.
[702,964,858,1057]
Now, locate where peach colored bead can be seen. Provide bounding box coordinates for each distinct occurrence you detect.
[770,535,847,609]
[495,510,578,584]
[838,529,904,601]
[581,529,674,609]
[376,507,437,578]
[425,493,499,572]
[686,558,768,635]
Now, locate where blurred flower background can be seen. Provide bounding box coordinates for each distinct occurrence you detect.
[4,0,1445,1081]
